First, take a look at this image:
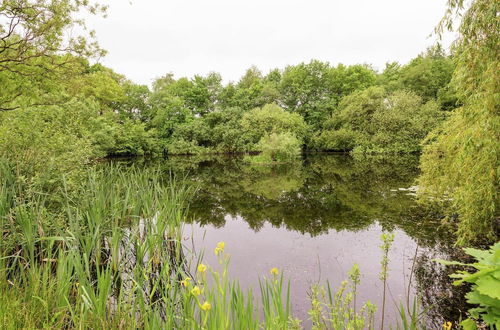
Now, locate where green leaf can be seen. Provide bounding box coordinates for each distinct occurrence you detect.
[460,318,477,330]
[464,247,492,263]
[476,275,500,300]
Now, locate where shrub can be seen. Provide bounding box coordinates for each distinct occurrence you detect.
[167,138,211,155]
[0,101,99,195]
[241,103,309,144]
[323,87,445,154]
[91,117,161,156]
[312,128,359,151]
[253,132,301,162]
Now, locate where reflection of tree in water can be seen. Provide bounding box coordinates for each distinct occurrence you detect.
[413,245,470,327]
[164,154,431,237]
[240,163,305,200]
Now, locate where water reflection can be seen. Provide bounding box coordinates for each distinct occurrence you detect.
[114,153,465,325]
[166,154,435,237]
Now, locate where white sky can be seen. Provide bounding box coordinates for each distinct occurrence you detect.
[84,0,455,85]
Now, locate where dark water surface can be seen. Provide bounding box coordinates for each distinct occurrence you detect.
[115,154,466,328]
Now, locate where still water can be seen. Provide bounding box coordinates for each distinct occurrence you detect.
[119,154,465,328]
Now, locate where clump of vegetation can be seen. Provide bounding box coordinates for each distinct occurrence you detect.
[251,132,302,163]
[417,0,499,245]
[241,103,309,145]
[308,265,377,330]
[314,87,445,154]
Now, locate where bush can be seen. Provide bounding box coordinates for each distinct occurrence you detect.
[0,100,99,195]
[323,87,445,154]
[253,132,301,162]
[91,117,161,156]
[241,103,309,144]
[167,138,211,155]
[312,128,359,151]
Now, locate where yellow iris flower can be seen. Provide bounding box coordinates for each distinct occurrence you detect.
[201,301,212,311]
[197,263,207,273]
[214,241,225,255]
[191,286,201,296]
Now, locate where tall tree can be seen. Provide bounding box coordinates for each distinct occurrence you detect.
[418,0,499,244]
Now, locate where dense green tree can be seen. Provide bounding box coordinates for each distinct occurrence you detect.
[418,0,499,245]
[278,60,335,129]
[241,103,309,146]
[0,0,106,111]
[220,66,280,110]
[378,47,456,110]
[164,103,310,155]
[278,61,376,130]
[314,87,445,153]
[399,46,454,102]
[115,82,151,120]
[203,107,250,152]
[68,66,125,112]
[377,62,403,92]
[150,72,222,117]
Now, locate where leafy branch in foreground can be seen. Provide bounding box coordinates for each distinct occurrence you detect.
[0,0,107,111]
[436,242,500,329]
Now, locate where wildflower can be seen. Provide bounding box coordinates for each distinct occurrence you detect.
[181,277,191,287]
[197,263,207,273]
[214,241,225,255]
[443,321,452,330]
[201,301,212,311]
[270,267,279,276]
[191,286,201,296]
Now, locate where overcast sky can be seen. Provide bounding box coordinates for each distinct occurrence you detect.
[84,0,455,85]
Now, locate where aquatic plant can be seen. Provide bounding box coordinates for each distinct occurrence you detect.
[379,232,395,330]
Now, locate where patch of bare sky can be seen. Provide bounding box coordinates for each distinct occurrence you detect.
[84,0,456,85]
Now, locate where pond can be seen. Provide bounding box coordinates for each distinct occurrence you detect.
[114,153,467,328]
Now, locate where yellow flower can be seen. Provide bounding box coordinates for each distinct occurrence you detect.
[270,267,279,276]
[191,286,201,296]
[443,321,452,330]
[214,241,225,255]
[197,263,207,273]
[201,301,212,311]
[180,277,191,287]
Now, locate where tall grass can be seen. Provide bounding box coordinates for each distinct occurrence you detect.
[0,163,192,328]
[0,161,426,329]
